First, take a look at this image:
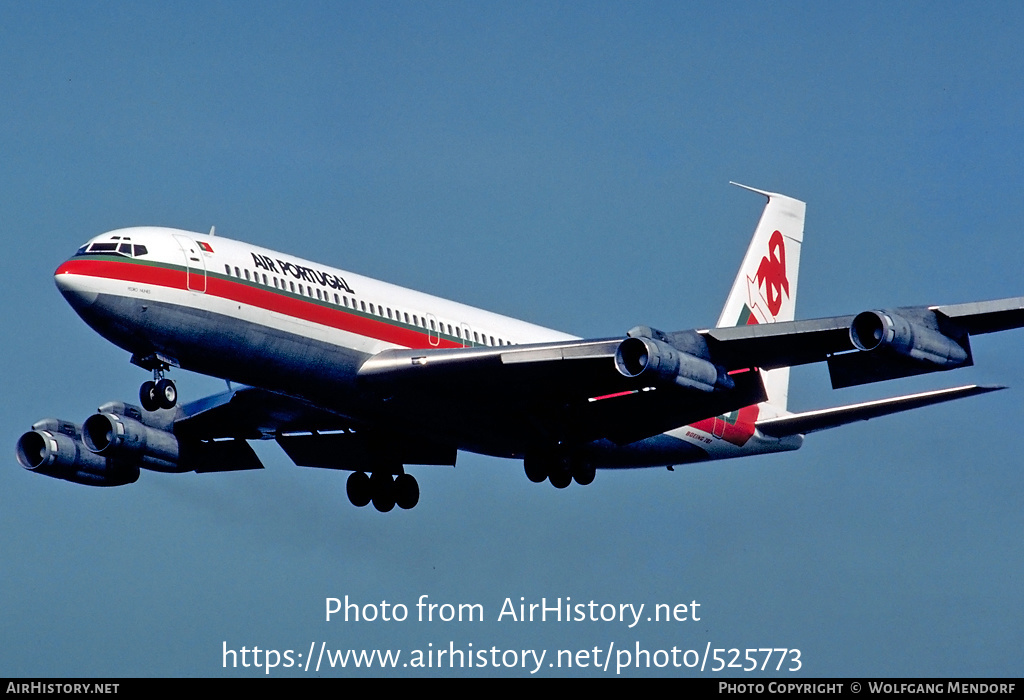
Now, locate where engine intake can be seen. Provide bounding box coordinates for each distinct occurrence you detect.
[849,310,969,367]
[16,419,140,487]
[614,336,734,392]
[82,412,185,473]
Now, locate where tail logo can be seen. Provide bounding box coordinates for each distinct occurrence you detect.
[756,230,789,317]
[743,229,789,324]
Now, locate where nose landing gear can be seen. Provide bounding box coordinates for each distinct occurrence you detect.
[133,354,178,412]
[140,374,177,411]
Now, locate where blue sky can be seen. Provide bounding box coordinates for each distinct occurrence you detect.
[2,2,1022,677]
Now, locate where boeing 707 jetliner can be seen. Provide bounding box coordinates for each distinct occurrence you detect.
[16,184,1024,511]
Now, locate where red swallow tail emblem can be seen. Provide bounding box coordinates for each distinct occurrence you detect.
[755,230,789,318]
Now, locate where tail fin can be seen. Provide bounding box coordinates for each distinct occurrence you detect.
[717,183,806,413]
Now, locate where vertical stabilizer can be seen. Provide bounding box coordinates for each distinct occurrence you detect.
[717,183,806,413]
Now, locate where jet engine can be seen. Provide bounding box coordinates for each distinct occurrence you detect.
[614,335,734,392]
[17,399,266,486]
[82,411,185,473]
[15,418,140,487]
[849,310,969,367]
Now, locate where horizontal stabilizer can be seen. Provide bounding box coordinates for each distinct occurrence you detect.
[755,384,1004,438]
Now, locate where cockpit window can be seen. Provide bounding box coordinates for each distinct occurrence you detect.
[74,239,148,258]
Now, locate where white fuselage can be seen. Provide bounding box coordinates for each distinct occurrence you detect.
[55,227,800,467]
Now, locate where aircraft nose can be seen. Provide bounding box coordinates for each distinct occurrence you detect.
[54,261,99,307]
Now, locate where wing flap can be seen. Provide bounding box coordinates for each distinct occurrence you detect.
[277,431,456,471]
[188,439,265,473]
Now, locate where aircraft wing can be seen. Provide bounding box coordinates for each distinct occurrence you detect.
[357,338,767,446]
[175,340,765,452]
[166,297,1024,456]
[702,296,1024,370]
[174,387,457,471]
[355,296,1024,447]
[703,296,1024,388]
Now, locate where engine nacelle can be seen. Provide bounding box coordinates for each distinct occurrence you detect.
[82,412,185,473]
[849,310,969,367]
[614,336,734,392]
[15,419,140,487]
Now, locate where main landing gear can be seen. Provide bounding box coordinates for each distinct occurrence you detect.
[524,453,596,489]
[347,469,420,512]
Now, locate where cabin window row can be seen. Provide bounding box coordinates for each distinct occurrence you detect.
[222,264,514,347]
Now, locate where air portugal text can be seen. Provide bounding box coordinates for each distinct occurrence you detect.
[251,252,354,294]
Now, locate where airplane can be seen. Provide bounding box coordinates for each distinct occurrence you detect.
[16,183,1024,512]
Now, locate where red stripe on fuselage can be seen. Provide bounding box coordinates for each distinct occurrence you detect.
[55,257,463,350]
[689,404,759,446]
[57,257,184,289]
